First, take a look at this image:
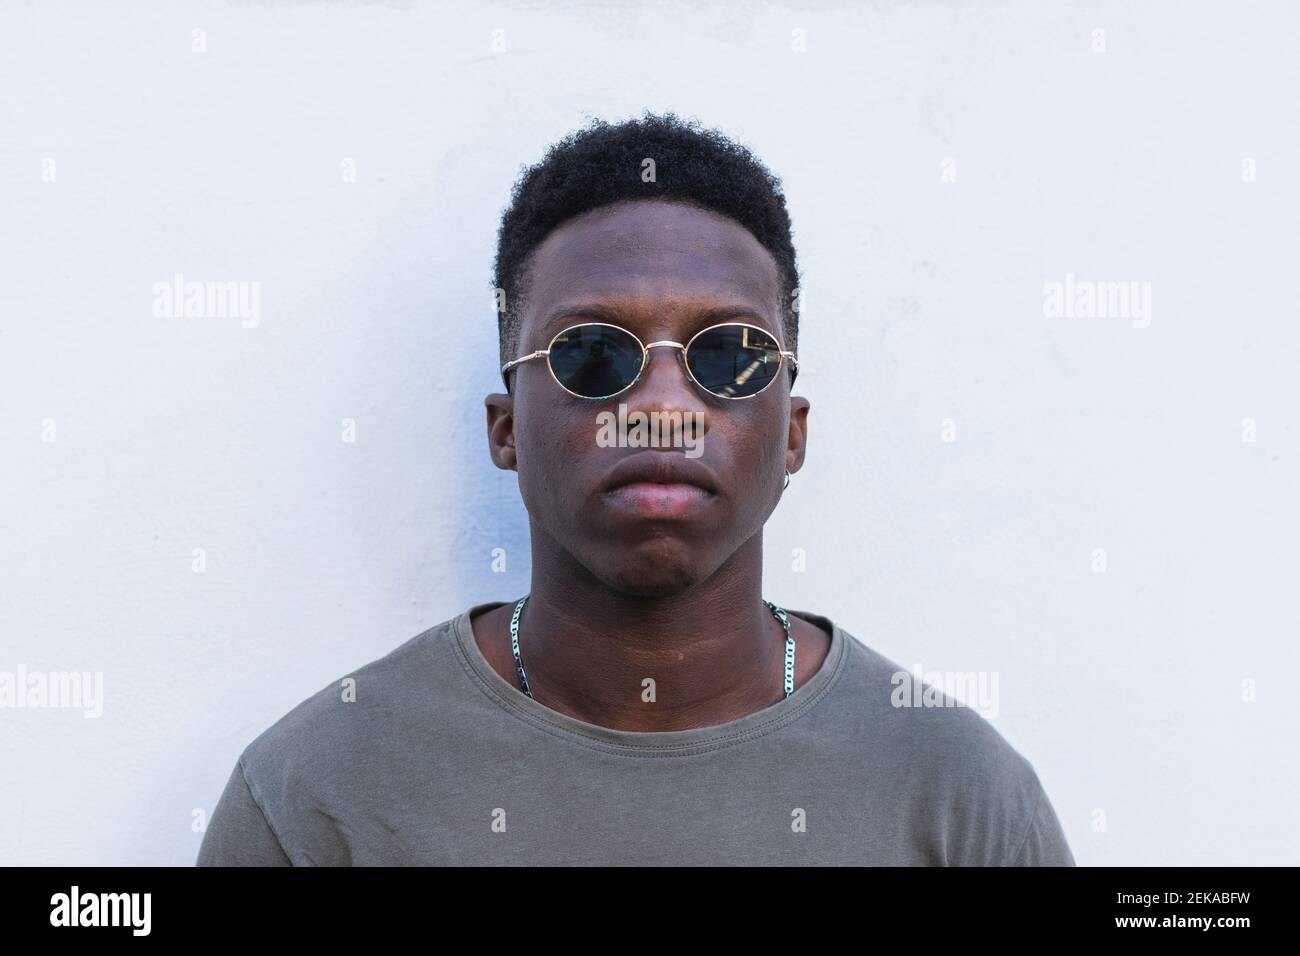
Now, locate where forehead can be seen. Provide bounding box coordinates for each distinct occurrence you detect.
[519,200,782,336]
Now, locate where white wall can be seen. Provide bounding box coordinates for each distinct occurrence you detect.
[1,0,1296,866]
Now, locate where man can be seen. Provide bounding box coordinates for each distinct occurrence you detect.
[197,112,1075,866]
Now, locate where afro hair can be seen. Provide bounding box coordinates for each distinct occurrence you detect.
[491,110,801,369]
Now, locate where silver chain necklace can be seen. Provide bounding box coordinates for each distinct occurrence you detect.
[508,595,797,701]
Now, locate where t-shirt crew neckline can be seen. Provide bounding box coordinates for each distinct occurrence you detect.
[450,600,849,758]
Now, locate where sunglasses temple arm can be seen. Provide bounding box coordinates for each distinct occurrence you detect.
[500,350,549,390]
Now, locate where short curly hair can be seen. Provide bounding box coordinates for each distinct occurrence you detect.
[491,110,800,370]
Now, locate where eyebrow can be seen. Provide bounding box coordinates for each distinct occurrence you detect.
[536,303,779,342]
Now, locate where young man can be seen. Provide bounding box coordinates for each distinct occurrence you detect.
[198,112,1075,866]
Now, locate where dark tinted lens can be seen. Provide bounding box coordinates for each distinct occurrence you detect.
[686,325,782,398]
[547,324,644,398]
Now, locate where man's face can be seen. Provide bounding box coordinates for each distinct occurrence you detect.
[487,199,809,597]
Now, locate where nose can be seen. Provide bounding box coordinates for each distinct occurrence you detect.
[636,342,692,397]
[622,342,711,442]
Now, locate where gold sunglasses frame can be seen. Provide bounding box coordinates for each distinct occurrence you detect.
[500,320,799,401]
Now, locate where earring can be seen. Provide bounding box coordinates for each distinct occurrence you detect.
[783,469,791,490]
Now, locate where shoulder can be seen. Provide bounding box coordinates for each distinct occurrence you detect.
[840,629,1033,774]
[236,616,459,795]
[830,622,1063,864]
[205,613,472,864]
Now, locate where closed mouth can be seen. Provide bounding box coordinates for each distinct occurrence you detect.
[598,452,719,518]
[599,451,719,495]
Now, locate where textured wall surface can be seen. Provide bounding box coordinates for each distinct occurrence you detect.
[1,0,1297,865]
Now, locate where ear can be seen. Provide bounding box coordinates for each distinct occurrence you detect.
[786,396,810,474]
[485,391,517,472]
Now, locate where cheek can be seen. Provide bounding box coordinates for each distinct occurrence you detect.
[513,401,599,505]
[715,404,788,479]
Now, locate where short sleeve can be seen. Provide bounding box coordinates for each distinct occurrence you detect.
[1009,782,1075,866]
[196,758,293,866]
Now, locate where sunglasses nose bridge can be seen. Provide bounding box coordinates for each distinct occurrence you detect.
[642,339,685,368]
[642,340,686,354]
[635,340,689,385]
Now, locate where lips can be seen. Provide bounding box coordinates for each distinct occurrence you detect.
[599,452,719,519]
[599,451,720,495]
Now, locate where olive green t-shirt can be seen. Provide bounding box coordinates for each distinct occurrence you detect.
[196,602,1075,866]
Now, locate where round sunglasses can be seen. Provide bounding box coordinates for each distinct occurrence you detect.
[501,321,798,400]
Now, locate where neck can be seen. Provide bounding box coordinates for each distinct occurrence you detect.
[515,525,786,731]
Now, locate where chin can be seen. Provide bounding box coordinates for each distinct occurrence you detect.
[590,547,707,598]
